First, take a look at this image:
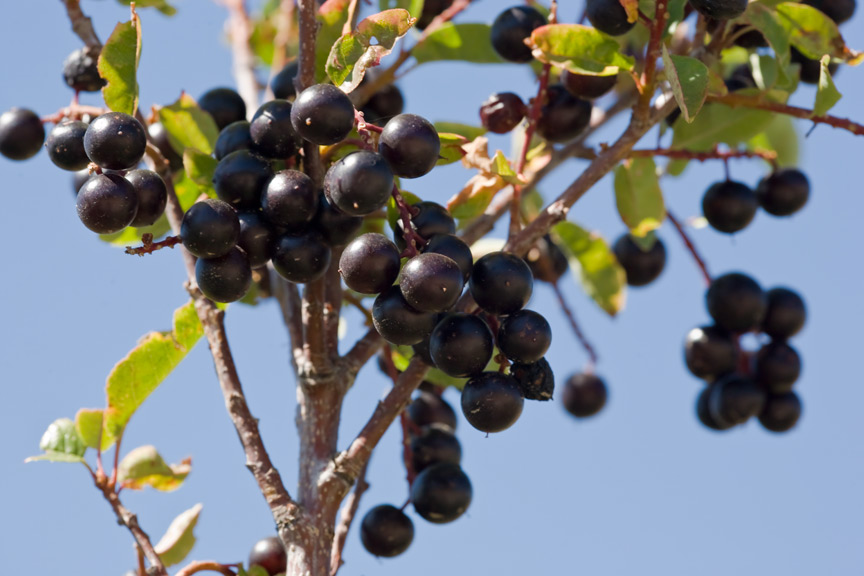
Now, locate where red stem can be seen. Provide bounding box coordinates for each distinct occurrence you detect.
[551,281,599,370]
[125,234,183,256]
[392,186,425,257]
[629,146,777,166]
[665,209,712,286]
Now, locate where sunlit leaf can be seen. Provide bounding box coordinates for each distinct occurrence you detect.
[413,23,505,64]
[117,445,191,491]
[98,9,142,115]
[662,47,708,123]
[154,504,203,567]
[158,94,220,156]
[528,24,635,75]
[613,158,665,237]
[813,54,842,115]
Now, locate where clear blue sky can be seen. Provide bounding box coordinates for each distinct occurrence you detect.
[1,1,863,574]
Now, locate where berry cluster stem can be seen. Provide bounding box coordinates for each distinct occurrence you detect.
[665,209,712,286]
[41,103,107,124]
[392,186,425,257]
[125,234,183,256]
[551,281,599,370]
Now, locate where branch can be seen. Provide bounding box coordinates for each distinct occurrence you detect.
[635,0,668,121]
[665,209,712,286]
[296,0,319,92]
[342,327,385,374]
[551,281,598,369]
[630,146,777,165]
[329,461,370,576]
[325,248,345,359]
[272,272,305,373]
[708,93,864,137]
[61,0,102,50]
[220,0,259,114]
[125,234,183,256]
[392,186,425,257]
[175,562,238,576]
[99,483,168,576]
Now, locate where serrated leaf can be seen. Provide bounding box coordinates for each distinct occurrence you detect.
[75,409,104,450]
[662,47,708,123]
[183,149,218,190]
[154,504,203,567]
[317,0,352,82]
[775,2,847,60]
[380,0,424,17]
[437,133,467,165]
[101,301,204,450]
[672,91,786,150]
[413,23,505,64]
[116,0,176,16]
[158,94,220,156]
[528,24,635,75]
[37,418,87,458]
[813,54,842,115]
[99,215,172,247]
[327,9,415,90]
[117,445,191,491]
[433,122,487,141]
[552,221,626,316]
[98,10,142,115]
[747,114,798,166]
[614,158,665,237]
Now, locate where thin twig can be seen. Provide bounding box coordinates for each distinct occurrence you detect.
[635,0,669,122]
[99,482,168,576]
[708,93,864,137]
[551,281,598,370]
[629,146,778,166]
[665,209,712,286]
[342,327,385,374]
[125,234,183,256]
[392,186,425,257]
[41,103,107,124]
[329,461,370,576]
[381,349,416,491]
[175,561,238,576]
[61,0,102,50]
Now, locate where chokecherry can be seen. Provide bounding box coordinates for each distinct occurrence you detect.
[490,6,547,62]
[469,252,533,315]
[250,100,299,159]
[339,233,401,294]
[62,48,105,92]
[290,84,355,146]
[195,247,252,303]
[46,120,89,171]
[360,505,415,557]
[758,392,802,432]
[212,150,273,209]
[536,84,592,143]
[561,70,618,99]
[125,169,168,227]
[429,313,494,377]
[324,150,394,216]
[237,211,276,268]
[762,287,807,339]
[613,234,667,287]
[753,341,802,393]
[180,199,240,259]
[198,87,247,131]
[461,372,524,432]
[214,120,253,161]
[702,180,758,234]
[562,372,607,418]
[586,0,637,35]
[684,325,739,380]
[410,463,472,524]
[410,424,462,473]
[378,113,440,179]
[756,168,810,217]
[423,234,474,282]
[509,357,555,401]
[76,173,139,234]
[261,169,317,227]
[400,253,464,312]
[83,112,147,170]
[498,310,552,364]
[407,391,458,431]
[372,286,438,345]
[271,232,332,283]
[248,536,287,576]
[479,92,526,134]
[706,272,767,333]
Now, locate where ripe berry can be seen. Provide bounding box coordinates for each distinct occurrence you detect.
[46,120,89,171]
[417,0,454,29]
[562,373,607,418]
[706,272,767,333]
[250,100,299,159]
[372,286,438,345]
[479,92,526,134]
[561,70,618,99]
[62,48,105,92]
[762,287,806,339]
[73,168,92,195]
[196,247,252,303]
[498,310,552,364]
[708,373,766,426]
[413,336,437,366]
[0,108,45,161]
[362,84,405,125]
[407,391,458,431]
[290,84,355,146]
[271,232,332,283]
[125,169,167,227]
[732,26,768,49]
[410,425,462,473]
[754,341,801,393]
[509,357,555,401]
[461,372,524,432]
[526,235,569,283]
[181,199,240,258]
[411,463,472,524]
[400,253,464,312]
[696,386,734,431]
[423,234,473,282]
[803,0,856,23]
[406,201,456,240]
[755,168,810,217]
[237,211,276,268]
[262,169,317,227]
[84,112,147,170]
[702,180,758,234]
[360,505,414,557]
[758,392,802,432]
[469,252,533,315]
[248,536,287,576]
[76,173,139,234]
[613,235,666,287]
[148,122,183,171]
[270,60,298,100]
[214,120,253,160]
[430,313,494,377]
[212,150,273,209]
[586,0,637,35]
[312,194,363,246]
[339,233,401,294]
[684,325,738,380]
[324,150,394,216]
[689,0,748,20]
[378,114,440,179]
[791,46,838,84]
[536,84,592,143]
[198,87,247,131]
[490,6,547,62]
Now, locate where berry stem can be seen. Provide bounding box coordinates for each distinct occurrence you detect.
[392,186,425,257]
[41,103,108,124]
[61,0,102,50]
[665,209,712,286]
[551,281,599,370]
[125,234,183,256]
[628,146,778,165]
[175,561,239,576]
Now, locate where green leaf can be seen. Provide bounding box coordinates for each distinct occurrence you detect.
[448,186,496,220]
[158,94,220,156]
[154,504,203,567]
[527,24,636,75]
[317,0,352,82]
[671,91,786,150]
[98,11,142,116]
[552,221,627,316]
[37,418,86,458]
[173,171,204,211]
[747,114,799,166]
[327,9,415,90]
[183,149,218,191]
[115,0,176,16]
[437,133,467,165]
[491,150,521,185]
[75,409,104,450]
[742,3,791,70]
[117,445,191,491]
[433,122,487,141]
[413,23,505,64]
[101,301,204,450]
[239,566,271,576]
[379,0,424,17]
[662,47,708,123]
[813,54,842,115]
[99,215,171,247]
[613,158,665,237]
[775,2,846,60]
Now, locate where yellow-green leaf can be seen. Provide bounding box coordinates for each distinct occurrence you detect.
[158,94,220,156]
[528,24,635,75]
[317,0,352,82]
[813,54,842,115]
[413,23,505,64]
[433,122,487,140]
[437,133,467,165]
[183,149,218,192]
[117,445,191,491]
[75,409,104,450]
[98,9,142,115]
[154,504,203,567]
[99,215,172,247]
[39,418,86,457]
[775,2,847,60]
[613,158,665,237]
[116,0,177,16]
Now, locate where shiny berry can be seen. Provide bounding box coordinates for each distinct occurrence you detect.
[362,84,405,125]
[46,120,89,171]
[237,211,276,268]
[461,372,524,432]
[469,252,533,315]
[411,463,472,524]
[248,536,287,576]
[148,122,183,171]
[400,253,464,312]
[213,150,273,209]
[250,100,299,159]
[125,169,167,227]
[706,272,767,333]
[756,168,810,217]
[378,114,440,179]
[270,61,298,100]
[181,199,240,258]
[430,313,494,377]
[479,92,526,134]
[360,505,414,557]
[407,391,458,431]
[684,325,738,380]
[312,194,363,246]
[62,48,105,92]
[339,233,401,294]
[271,232,332,283]
[196,247,252,303]
[214,120,253,160]
[83,112,147,170]
[261,169,317,227]
[762,287,806,339]
[290,84,355,145]
[498,310,552,364]
[526,235,569,283]
[536,84,592,143]
[586,0,637,35]
[324,151,394,216]
[372,286,438,345]
[708,373,766,427]
[561,70,618,99]
[410,425,462,473]
[199,87,246,131]
[490,6,547,62]
[803,0,856,23]
[702,180,758,234]
[754,341,801,393]
[562,372,607,418]
[696,385,734,431]
[76,173,138,234]
[613,235,667,287]
[423,234,473,282]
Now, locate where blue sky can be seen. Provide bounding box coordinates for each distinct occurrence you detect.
[1,1,863,574]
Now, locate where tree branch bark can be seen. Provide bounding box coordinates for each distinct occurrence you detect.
[100,484,168,576]
[61,0,102,50]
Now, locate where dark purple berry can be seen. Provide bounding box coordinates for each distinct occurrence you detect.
[271,232,332,283]
[248,536,287,576]
[196,247,252,303]
[689,0,748,20]
[430,313,494,377]
[708,373,766,427]
[372,286,438,345]
[214,120,253,160]
[732,26,768,49]
[613,235,666,287]
[84,112,147,170]
[181,199,240,258]
[702,180,758,234]
[261,169,317,227]
[479,92,526,134]
[525,235,569,283]
[586,0,637,35]
[509,357,555,401]
[400,253,464,312]
[324,151,394,216]
[561,70,617,99]
[270,61,298,100]
[754,341,801,393]
[706,272,767,333]
[416,0,454,29]
[498,310,552,364]
[313,194,363,246]
[62,48,105,92]
[803,0,856,23]
[407,391,458,431]
[76,173,139,234]
[759,392,802,432]
[148,122,183,171]
[461,372,524,432]
[250,100,299,159]
[46,120,89,171]
[199,87,247,131]
[411,463,472,524]
[362,84,405,126]
[684,325,738,380]
[339,233,401,294]
[756,168,810,217]
[791,47,838,84]
[290,84,355,146]
[213,150,273,209]
[125,169,167,227]
[378,114,440,179]
[536,84,592,143]
[490,6,547,62]
[725,64,756,92]
[410,425,462,473]
[238,211,276,268]
[562,372,607,418]
[762,287,806,339]
[696,385,734,431]
[469,252,533,315]
[72,168,92,195]
[360,505,414,557]
[407,201,456,239]
[423,234,473,282]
